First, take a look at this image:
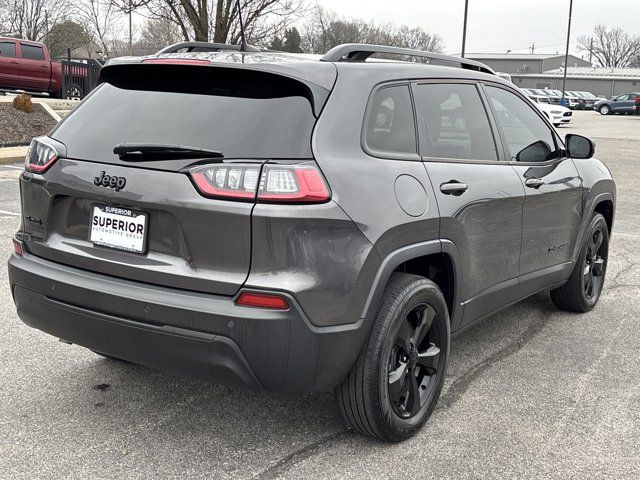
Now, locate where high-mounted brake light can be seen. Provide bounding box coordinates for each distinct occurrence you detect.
[25,137,60,173]
[235,292,289,310]
[142,58,211,66]
[189,162,331,204]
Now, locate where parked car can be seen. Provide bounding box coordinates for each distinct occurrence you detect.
[595,93,640,115]
[0,37,93,98]
[522,90,573,126]
[527,88,562,105]
[543,89,582,109]
[578,91,600,108]
[9,43,616,442]
[567,91,596,110]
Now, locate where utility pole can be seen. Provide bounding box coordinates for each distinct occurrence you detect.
[588,38,593,64]
[128,0,133,56]
[461,0,469,57]
[561,0,573,106]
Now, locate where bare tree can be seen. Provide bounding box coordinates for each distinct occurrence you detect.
[578,24,640,68]
[300,6,444,55]
[75,0,123,57]
[141,0,304,44]
[138,17,184,51]
[0,0,69,40]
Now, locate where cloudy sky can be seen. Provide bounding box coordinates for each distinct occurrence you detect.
[316,0,638,56]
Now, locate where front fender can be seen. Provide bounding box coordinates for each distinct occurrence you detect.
[571,157,616,262]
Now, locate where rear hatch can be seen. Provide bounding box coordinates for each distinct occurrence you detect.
[20,62,334,295]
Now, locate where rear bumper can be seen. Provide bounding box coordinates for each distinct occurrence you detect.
[8,253,370,393]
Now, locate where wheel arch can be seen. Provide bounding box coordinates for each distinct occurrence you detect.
[361,240,463,326]
[572,191,615,264]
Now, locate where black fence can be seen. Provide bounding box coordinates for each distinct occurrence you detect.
[60,58,102,100]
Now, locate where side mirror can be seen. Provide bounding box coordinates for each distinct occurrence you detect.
[566,134,595,159]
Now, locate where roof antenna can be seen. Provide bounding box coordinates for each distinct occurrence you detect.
[235,0,248,52]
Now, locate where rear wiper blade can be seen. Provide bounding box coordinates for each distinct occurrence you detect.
[113,143,224,160]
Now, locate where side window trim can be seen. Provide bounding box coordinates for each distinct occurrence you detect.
[480,82,566,166]
[0,41,17,58]
[19,43,45,61]
[361,81,422,161]
[413,79,506,164]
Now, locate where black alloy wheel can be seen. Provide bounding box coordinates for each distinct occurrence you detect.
[388,303,441,418]
[583,226,606,300]
[335,273,450,442]
[550,213,609,312]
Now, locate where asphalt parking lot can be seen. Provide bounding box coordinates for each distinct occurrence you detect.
[1,110,639,479]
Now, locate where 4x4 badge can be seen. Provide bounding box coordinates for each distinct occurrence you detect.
[94,171,126,192]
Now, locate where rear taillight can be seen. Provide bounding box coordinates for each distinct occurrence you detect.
[190,163,261,200]
[25,137,60,173]
[189,162,331,204]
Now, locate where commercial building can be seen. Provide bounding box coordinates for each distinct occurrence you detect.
[465,53,591,74]
[511,67,640,98]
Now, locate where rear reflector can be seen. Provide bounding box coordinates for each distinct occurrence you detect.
[235,292,289,310]
[189,162,330,204]
[12,239,23,256]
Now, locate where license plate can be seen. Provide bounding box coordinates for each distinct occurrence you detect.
[90,205,148,253]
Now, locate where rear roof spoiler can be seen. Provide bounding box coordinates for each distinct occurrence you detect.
[320,44,495,75]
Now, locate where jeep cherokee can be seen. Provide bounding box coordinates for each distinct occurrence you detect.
[8,43,616,442]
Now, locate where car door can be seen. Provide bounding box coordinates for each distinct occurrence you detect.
[414,81,526,329]
[18,43,49,91]
[623,94,637,113]
[483,84,583,297]
[0,40,20,88]
[610,94,629,113]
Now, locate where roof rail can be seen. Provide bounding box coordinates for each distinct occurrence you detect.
[156,41,261,55]
[320,44,495,75]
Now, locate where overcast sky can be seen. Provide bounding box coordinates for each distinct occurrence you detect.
[315,0,638,56]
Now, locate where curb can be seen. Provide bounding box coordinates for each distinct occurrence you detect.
[0,146,28,165]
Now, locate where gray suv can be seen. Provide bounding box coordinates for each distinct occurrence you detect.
[8,43,616,442]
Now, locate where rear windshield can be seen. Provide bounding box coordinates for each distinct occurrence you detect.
[51,65,319,161]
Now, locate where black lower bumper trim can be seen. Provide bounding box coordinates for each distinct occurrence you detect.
[14,285,264,390]
[8,253,371,392]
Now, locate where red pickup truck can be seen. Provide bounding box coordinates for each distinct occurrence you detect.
[0,38,63,97]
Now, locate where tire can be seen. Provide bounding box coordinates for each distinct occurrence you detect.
[550,213,609,312]
[598,105,611,115]
[335,273,450,442]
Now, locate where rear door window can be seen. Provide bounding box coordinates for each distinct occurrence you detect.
[416,83,498,161]
[20,44,45,60]
[364,84,417,156]
[51,66,320,162]
[0,41,16,58]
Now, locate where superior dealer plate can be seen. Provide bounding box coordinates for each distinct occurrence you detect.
[90,205,148,253]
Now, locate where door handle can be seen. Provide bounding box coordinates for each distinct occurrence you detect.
[525,177,544,189]
[440,181,468,195]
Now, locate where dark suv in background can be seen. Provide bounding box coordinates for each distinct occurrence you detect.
[595,92,640,115]
[9,43,616,442]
